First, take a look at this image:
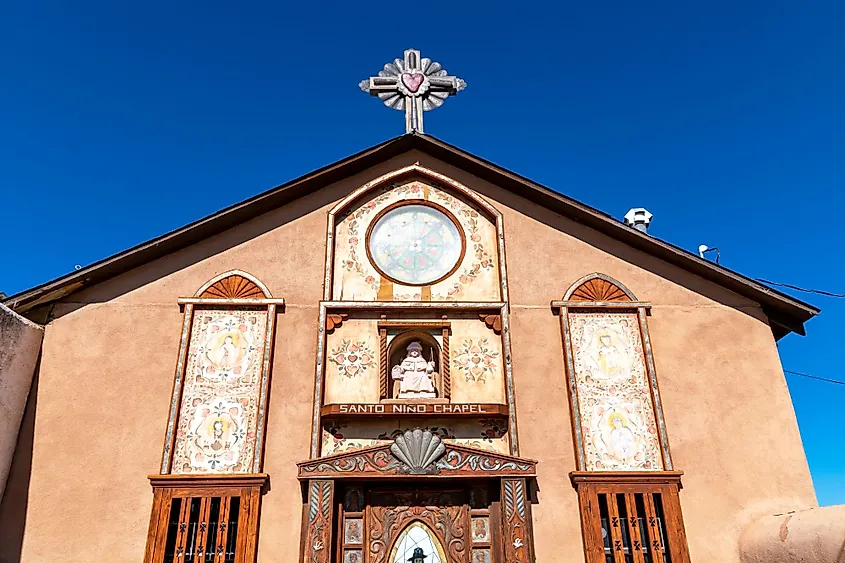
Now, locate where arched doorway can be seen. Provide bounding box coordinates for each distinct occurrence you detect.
[389,521,448,563]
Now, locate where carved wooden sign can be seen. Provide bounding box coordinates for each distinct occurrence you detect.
[321,403,508,417]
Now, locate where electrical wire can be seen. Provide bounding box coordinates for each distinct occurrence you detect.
[784,370,845,386]
[756,279,845,298]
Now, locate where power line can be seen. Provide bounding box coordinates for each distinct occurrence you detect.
[756,279,845,299]
[784,370,845,386]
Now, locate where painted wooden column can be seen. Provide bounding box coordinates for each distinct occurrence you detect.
[302,480,335,563]
[501,478,535,563]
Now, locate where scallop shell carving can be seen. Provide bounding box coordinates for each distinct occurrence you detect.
[390,429,446,474]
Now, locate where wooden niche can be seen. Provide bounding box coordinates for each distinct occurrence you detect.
[379,319,451,402]
[144,271,283,563]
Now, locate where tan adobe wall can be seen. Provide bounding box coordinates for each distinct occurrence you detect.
[739,505,845,563]
[0,150,815,562]
[0,304,43,505]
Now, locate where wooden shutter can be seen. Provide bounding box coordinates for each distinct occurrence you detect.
[144,474,267,563]
[571,472,690,563]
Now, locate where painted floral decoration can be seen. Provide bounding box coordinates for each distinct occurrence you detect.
[478,419,507,442]
[328,339,376,378]
[341,184,419,291]
[377,426,455,441]
[433,188,496,299]
[453,338,499,383]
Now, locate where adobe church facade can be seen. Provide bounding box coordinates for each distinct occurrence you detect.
[0,130,833,562]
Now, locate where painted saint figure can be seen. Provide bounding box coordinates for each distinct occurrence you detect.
[211,419,226,451]
[391,341,437,399]
[596,333,623,377]
[473,518,489,542]
[608,413,637,461]
[581,322,632,382]
[209,334,239,368]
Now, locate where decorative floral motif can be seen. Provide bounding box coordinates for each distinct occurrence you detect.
[453,338,499,383]
[432,188,496,299]
[377,426,454,441]
[570,312,662,471]
[328,339,376,378]
[321,421,509,457]
[478,419,507,442]
[340,184,421,291]
[321,421,377,456]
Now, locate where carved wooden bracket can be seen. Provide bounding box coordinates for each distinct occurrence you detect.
[326,312,348,332]
[479,313,503,334]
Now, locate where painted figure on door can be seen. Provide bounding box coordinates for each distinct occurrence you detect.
[392,341,438,398]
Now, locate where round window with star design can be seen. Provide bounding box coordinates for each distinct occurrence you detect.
[366,202,466,286]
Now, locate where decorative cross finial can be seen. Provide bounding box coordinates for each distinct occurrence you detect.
[359,49,466,134]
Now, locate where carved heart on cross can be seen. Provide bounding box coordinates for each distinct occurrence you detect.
[401,72,425,93]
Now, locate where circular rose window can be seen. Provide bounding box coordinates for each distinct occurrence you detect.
[367,203,464,285]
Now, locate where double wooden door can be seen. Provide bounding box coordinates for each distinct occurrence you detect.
[337,482,500,563]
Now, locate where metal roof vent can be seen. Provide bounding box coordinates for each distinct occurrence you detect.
[624,208,653,234]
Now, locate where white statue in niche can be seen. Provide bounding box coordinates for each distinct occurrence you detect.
[391,341,438,399]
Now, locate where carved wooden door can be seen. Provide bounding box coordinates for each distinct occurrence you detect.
[338,484,498,563]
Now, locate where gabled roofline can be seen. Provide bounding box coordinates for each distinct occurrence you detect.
[4,133,818,338]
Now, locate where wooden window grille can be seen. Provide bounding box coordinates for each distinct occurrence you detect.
[572,473,690,563]
[144,475,267,563]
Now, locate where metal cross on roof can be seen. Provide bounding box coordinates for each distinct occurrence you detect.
[359,49,466,134]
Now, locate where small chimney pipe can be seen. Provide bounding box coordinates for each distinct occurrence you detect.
[624,208,653,234]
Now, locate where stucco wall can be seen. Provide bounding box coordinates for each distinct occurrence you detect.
[739,505,845,563]
[0,150,816,562]
[0,304,43,505]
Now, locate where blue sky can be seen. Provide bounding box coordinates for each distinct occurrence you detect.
[2,1,843,504]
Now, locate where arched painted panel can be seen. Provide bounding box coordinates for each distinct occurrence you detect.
[194,269,272,299]
[563,273,636,302]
